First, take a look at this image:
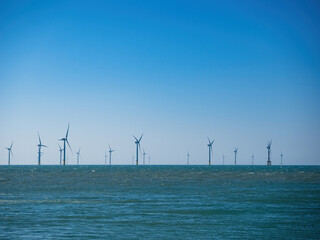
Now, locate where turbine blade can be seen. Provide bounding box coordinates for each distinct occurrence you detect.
[139,134,143,142]
[10,142,13,149]
[66,139,73,153]
[133,135,138,141]
[38,132,41,145]
[43,145,48,148]
[57,143,62,150]
[108,144,111,151]
[207,137,210,143]
[66,123,70,139]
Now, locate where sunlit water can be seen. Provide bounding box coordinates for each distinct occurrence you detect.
[0,165,319,239]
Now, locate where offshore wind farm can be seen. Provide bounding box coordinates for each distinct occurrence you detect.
[0,0,319,239]
[2,126,280,166]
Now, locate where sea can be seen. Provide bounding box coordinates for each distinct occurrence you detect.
[0,165,319,239]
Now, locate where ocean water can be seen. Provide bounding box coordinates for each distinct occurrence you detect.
[0,166,319,239]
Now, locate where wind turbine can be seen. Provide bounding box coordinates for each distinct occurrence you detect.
[251,154,254,165]
[104,151,107,165]
[133,134,143,165]
[59,123,72,166]
[57,143,63,165]
[222,155,225,165]
[280,152,283,165]
[5,142,13,165]
[187,151,190,165]
[108,145,115,165]
[234,148,238,165]
[37,133,47,165]
[207,138,215,165]
[76,148,81,165]
[267,141,272,166]
[143,149,146,165]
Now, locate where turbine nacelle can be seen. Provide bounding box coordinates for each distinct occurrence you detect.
[37,132,47,148]
[57,143,63,151]
[108,145,115,153]
[133,134,143,151]
[133,134,143,144]
[207,137,215,147]
[266,140,272,149]
[6,142,13,155]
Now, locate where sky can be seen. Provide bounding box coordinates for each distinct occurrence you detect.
[0,0,319,165]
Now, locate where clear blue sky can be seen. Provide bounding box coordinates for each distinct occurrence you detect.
[0,0,319,165]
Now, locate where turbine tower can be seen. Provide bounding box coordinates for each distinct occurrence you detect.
[5,142,13,165]
[187,152,190,165]
[57,143,63,165]
[234,148,238,165]
[108,145,115,165]
[267,141,272,166]
[37,133,47,165]
[59,123,72,166]
[133,134,143,165]
[207,138,215,165]
[104,151,107,165]
[251,154,254,165]
[280,152,283,165]
[76,148,81,165]
[222,155,225,165]
[143,149,146,165]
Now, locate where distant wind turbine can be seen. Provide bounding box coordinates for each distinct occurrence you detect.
[104,151,107,165]
[57,143,63,165]
[280,152,283,165]
[207,138,215,165]
[234,148,238,165]
[222,154,225,165]
[187,151,190,165]
[133,134,143,165]
[5,142,13,165]
[267,141,272,166]
[143,149,146,165]
[251,154,254,165]
[37,133,47,165]
[59,123,72,166]
[76,148,81,165]
[108,145,115,165]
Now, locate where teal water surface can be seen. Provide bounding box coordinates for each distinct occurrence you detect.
[0,165,320,239]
